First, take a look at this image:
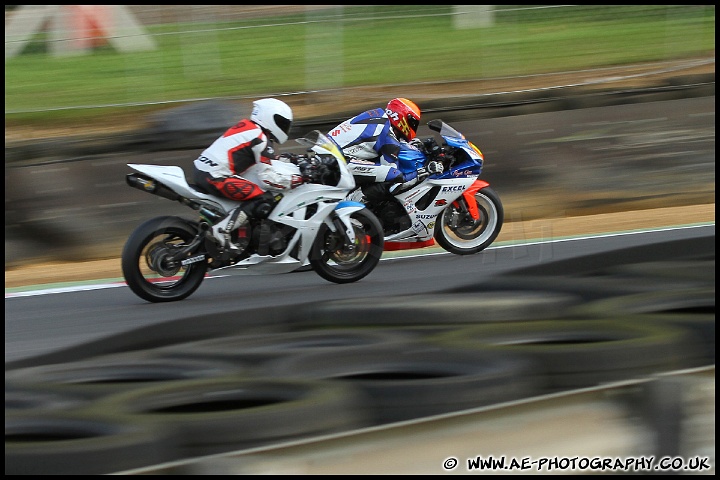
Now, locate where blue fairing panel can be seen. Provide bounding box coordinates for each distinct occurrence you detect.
[397,148,426,173]
[336,200,365,209]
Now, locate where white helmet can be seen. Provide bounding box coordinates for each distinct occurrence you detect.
[251,98,293,144]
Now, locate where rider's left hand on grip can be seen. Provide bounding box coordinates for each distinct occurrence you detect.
[427,161,444,175]
[299,156,326,183]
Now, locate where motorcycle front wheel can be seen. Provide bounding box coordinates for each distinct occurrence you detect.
[309,209,384,284]
[121,216,208,303]
[434,186,504,255]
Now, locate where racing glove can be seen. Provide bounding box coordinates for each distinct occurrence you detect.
[409,138,425,151]
[297,156,322,183]
[427,160,444,175]
[410,137,438,153]
[417,160,444,181]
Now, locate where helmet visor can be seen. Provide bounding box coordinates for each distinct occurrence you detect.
[407,114,420,137]
[274,114,292,136]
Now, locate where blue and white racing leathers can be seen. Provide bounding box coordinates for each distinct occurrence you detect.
[327,108,425,201]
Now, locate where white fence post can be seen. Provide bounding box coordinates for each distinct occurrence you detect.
[453,5,495,29]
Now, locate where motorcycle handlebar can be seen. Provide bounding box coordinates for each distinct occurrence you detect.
[427,146,454,165]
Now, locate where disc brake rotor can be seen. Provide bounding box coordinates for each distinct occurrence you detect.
[448,208,485,237]
[326,228,364,264]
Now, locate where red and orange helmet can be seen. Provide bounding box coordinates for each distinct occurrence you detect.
[385,97,421,141]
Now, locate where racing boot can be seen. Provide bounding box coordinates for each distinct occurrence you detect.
[211,207,248,250]
[389,177,420,196]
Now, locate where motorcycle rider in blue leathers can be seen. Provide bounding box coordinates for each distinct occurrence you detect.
[327,97,443,204]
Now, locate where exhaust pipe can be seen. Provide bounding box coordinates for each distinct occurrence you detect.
[126,173,182,202]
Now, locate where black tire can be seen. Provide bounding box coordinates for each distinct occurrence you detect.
[449,274,705,303]
[631,313,714,367]
[570,287,715,318]
[121,216,208,303]
[87,375,370,458]
[310,208,384,284]
[5,411,176,475]
[5,353,244,401]
[5,383,84,413]
[569,287,715,367]
[427,319,696,392]
[292,291,583,328]
[259,345,542,425]
[602,260,715,284]
[154,328,415,366]
[434,186,503,255]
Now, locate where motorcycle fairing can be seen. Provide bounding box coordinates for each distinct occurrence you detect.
[128,163,238,212]
[387,177,477,242]
[456,180,491,221]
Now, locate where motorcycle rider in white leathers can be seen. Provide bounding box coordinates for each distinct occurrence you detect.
[192,98,311,250]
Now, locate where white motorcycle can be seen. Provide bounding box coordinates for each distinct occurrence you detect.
[121,130,384,303]
[347,119,503,254]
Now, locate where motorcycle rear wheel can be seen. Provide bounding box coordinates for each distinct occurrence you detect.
[122,216,208,303]
[434,186,504,255]
[310,209,384,284]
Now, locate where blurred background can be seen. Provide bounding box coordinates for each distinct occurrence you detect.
[5,5,715,125]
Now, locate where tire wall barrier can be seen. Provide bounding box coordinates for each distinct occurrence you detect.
[424,319,699,392]
[5,353,250,401]
[155,368,715,475]
[5,235,714,473]
[257,345,544,424]
[85,376,372,460]
[290,291,585,328]
[151,329,419,366]
[5,411,178,475]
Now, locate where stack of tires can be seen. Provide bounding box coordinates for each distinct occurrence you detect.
[5,238,714,474]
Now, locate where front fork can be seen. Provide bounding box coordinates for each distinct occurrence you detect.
[452,179,490,221]
[326,201,366,246]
